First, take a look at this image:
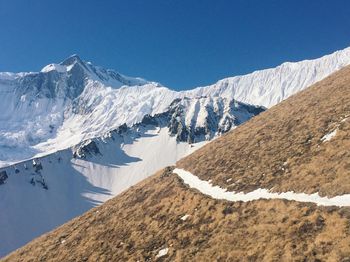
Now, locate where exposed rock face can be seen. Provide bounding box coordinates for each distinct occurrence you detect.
[16,71,62,99]
[15,55,151,102]
[13,56,88,102]
[0,170,8,185]
[140,96,265,144]
[32,160,43,173]
[72,140,101,159]
[164,97,265,143]
[115,123,129,134]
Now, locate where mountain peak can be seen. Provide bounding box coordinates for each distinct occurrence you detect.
[40,55,85,73]
[60,54,84,67]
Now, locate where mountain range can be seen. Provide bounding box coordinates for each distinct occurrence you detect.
[1,47,350,167]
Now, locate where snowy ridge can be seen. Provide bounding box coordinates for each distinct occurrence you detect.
[173,168,350,207]
[186,46,350,108]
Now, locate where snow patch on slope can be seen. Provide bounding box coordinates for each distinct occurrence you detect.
[321,129,338,142]
[173,168,350,207]
[156,248,169,258]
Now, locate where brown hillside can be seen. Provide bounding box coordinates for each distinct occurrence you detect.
[4,66,350,261]
[178,65,350,197]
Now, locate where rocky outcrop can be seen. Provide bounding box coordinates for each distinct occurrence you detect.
[72,140,101,159]
[164,97,265,143]
[0,170,8,185]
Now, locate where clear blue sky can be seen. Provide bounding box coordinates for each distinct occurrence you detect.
[1,0,350,90]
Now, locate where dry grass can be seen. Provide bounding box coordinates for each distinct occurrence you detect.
[4,168,350,262]
[178,66,350,197]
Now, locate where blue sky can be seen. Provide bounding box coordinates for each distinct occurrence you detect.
[0,0,350,90]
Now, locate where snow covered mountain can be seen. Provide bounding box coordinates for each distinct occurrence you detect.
[0,55,161,167]
[1,47,350,167]
[1,47,350,256]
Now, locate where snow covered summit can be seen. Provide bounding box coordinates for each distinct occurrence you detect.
[40,54,152,92]
[0,55,161,167]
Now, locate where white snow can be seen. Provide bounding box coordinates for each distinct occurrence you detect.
[156,248,169,258]
[180,214,190,221]
[173,168,350,207]
[185,47,350,108]
[0,72,19,80]
[321,129,337,142]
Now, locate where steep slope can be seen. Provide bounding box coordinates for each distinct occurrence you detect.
[1,47,350,167]
[4,65,350,261]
